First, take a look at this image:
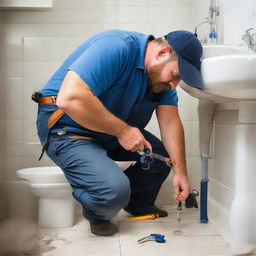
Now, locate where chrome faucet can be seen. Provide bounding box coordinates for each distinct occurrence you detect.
[242,28,256,52]
[195,0,219,44]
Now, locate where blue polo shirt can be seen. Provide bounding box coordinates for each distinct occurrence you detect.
[40,30,178,142]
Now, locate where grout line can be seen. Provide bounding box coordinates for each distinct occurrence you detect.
[117,222,122,256]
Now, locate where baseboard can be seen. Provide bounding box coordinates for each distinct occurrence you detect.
[208,196,231,243]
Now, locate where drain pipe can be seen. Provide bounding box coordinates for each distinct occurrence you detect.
[200,153,209,223]
[198,100,216,223]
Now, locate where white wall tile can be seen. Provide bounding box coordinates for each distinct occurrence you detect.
[0,183,7,219]
[209,179,234,209]
[186,156,192,176]
[192,98,199,121]
[5,78,24,119]
[104,0,118,6]
[191,156,201,177]
[0,61,23,77]
[189,176,201,194]
[6,120,24,144]
[104,6,119,24]
[212,124,236,188]
[3,24,103,41]
[149,0,195,6]
[192,121,200,157]
[119,0,150,5]
[24,37,84,61]
[149,6,181,37]
[183,120,193,157]
[53,0,104,10]
[118,6,150,23]
[177,88,194,121]
[0,41,23,61]
[1,10,104,24]
[6,144,45,158]
[223,0,256,45]
[145,112,161,139]
[156,173,175,205]
[174,6,198,31]
[117,22,152,33]
[24,61,61,78]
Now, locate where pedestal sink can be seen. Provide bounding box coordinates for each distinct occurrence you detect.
[180,45,256,254]
[180,44,256,101]
[202,54,256,99]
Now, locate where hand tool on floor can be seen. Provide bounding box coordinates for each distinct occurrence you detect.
[137,147,175,170]
[128,213,160,220]
[185,189,199,208]
[137,233,166,244]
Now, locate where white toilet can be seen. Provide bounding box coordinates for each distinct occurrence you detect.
[17,166,75,228]
[16,162,134,228]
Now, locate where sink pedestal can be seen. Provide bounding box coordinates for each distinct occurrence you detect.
[180,44,256,254]
[230,101,256,254]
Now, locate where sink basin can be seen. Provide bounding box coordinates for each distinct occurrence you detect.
[180,45,256,101]
[202,54,256,99]
[202,44,249,58]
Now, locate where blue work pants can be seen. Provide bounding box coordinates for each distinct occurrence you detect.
[37,105,171,221]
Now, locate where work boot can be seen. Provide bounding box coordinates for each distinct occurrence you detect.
[123,205,168,217]
[89,220,118,236]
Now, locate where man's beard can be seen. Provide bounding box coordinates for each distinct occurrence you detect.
[147,61,170,93]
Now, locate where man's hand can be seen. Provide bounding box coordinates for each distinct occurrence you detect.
[172,171,190,202]
[117,126,152,152]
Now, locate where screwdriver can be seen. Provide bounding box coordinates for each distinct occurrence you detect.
[177,201,182,222]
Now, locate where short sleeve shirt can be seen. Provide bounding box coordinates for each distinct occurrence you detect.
[41,30,178,134]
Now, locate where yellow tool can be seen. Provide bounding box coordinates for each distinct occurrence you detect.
[128,213,160,220]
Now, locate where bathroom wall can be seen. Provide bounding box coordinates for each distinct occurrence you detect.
[223,0,256,45]
[0,12,8,220]
[0,0,207,219]
[206,0,256,240]
[0,0,106,219]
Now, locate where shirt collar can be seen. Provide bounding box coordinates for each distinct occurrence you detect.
[136,34,155,70]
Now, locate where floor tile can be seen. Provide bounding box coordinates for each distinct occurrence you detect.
[36,204,233,256]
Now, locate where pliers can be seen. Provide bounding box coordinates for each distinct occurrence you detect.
[137,147,175,170]
[137,233,166,244]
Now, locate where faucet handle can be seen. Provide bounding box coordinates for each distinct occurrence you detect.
[242,28,256,52]
[245,28,255,33]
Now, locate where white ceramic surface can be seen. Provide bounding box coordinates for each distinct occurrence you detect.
[17,166,75,228]
[180,45,256,101]
[201,54,256,99]
[17,166,67,184]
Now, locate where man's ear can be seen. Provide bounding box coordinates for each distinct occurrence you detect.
[157,46,171,59]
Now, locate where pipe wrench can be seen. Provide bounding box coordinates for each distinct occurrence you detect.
[137,147,175,170]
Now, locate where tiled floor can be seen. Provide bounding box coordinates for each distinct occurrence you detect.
[38,205,234,256]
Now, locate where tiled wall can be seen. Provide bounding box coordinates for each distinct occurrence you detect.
[0,12,8,220]
[206,0,256,240]
[0,0,209,218]
[0,0,106,219]
[223,0,256,45]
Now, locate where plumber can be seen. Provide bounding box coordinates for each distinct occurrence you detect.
[35,29,203,236]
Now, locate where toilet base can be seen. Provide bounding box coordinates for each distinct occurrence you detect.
[38,197,75,228]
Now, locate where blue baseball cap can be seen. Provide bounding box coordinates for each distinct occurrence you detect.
[165,30,203,89]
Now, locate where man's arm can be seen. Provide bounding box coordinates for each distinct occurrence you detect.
[156,105,190,201]
[56,70,151,152]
